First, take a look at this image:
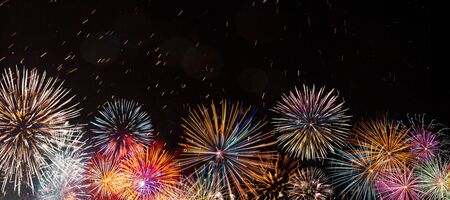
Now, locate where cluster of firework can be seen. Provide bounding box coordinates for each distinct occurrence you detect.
[0,67,448,200]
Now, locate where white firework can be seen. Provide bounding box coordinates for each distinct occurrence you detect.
[38,128,89,200]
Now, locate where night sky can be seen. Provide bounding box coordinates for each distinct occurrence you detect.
[0,0,440,199]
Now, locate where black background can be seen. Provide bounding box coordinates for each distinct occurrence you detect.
[0,0,438,199]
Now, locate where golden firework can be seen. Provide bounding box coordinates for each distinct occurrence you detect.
[352,116,412,172]
[86,155,126,199]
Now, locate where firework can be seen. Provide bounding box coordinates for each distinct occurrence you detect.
[120,145,180,199]
[248,155,298,199]
[0,67,79,195]
[328,147,379,200]
[86,154,125,199]
[352,116,412,171]
[288,167,333,200]
[38,129,89,200]
[407,114,446,162]
[168,168,224,200]
[91,99,153,158]
[272,85,351,160]
[179,100,276,198]
[376,167,420,200]
[415,157,450,200]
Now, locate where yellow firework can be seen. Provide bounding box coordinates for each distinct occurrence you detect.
[352,116,412,172]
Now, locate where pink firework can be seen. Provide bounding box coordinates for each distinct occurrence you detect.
[376,168,420,200]
[410,129,439,161]
[408,115,443,162]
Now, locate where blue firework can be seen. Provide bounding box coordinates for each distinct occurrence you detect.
[91,99,153,158]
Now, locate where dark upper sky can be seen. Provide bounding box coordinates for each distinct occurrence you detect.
[0,0,439,146]
[0,0,439,197]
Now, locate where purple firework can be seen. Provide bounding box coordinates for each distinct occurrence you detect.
[407,114,446,162]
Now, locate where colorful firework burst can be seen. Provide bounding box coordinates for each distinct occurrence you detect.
[86,154,125,199]
[288,167,333,200]
[179,100,276,199]
[272,85,351,160]
[407,114,446,162]
[352,116,412,171]
[120,145,180,199]
[328,147,379,200]
[91,99,153,158]
[0,67,79,195]
[376,167,420,200]
[248,155,298,199]
[415,157,450,200]
[38,129,89,200]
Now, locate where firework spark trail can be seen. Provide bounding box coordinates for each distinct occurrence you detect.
[91,99,153,159]
[120,145,180,200]
[38,128,89,200]
[376,167,420,200]
[0,67,79,195]
[272,85,351,160]
[288,167,333,200]
[179,100,276,199]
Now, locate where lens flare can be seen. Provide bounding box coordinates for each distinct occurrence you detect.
[120,145,180,199]
[0,67,79,195]
[272,85,351,160]
[38,129,89,200]
[86,155,125,199]
[288,167,333,200]
[91,99,153,158]
[179,100,276,199]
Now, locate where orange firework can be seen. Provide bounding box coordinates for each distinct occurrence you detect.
[86,155,125,199]
[120,145,180,200]
[352,116,412,172]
